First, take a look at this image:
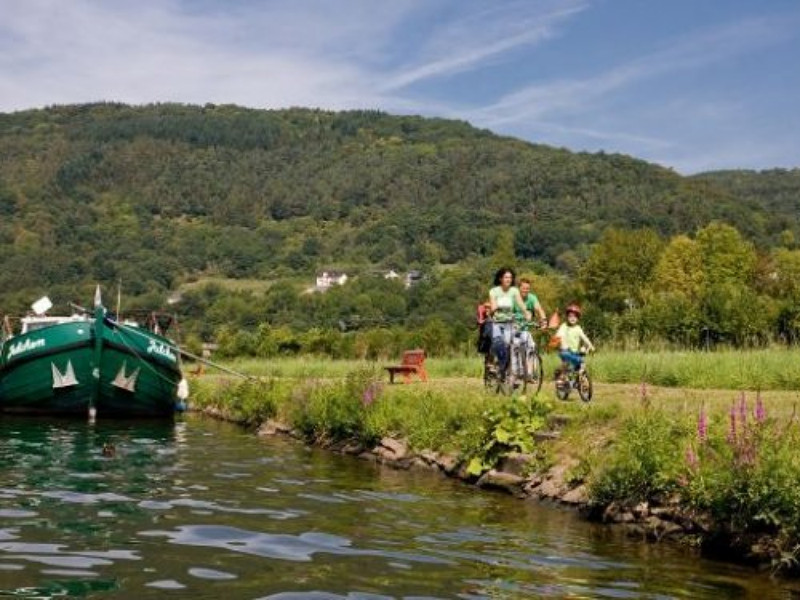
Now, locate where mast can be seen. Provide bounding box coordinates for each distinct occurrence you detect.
[116,280,122,320]
[89,286,104,421]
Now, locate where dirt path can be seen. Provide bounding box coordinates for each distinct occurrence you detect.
[411,376,800,418]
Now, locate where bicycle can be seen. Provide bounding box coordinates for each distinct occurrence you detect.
[483,320,544,395]
[515,325,545,395]
[554,352,593,402]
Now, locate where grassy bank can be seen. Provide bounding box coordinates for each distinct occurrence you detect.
[189,354,800,572]
[218,347,800,391]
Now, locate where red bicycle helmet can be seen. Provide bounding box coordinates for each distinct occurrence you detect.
[565,303,582,317]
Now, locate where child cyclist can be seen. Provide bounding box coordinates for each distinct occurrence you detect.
[555,304,595,372]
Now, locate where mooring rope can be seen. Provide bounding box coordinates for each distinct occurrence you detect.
[112,318,254,380]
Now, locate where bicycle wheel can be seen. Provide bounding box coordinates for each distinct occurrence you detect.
[554,368,570,401]
[526,349,543,394]
[501,344,523,395]
[499,354,530,395]
[578,370,593,402]
[497,365,512,395]
[483,358,496,390]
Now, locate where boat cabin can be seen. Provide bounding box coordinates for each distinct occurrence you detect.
[20,315,88,335]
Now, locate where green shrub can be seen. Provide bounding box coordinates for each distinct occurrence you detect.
[365,388,488,452]
[289,366,381,445]
[190,377,283,427]
[686,396,800,545]
[225,379,282,427]
[590,408,688,505]
[461,395,554,476]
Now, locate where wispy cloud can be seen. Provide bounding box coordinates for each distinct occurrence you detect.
[0,0,590,113]
[0,1,798,172]
[471,14,795,127]
[380,0,588,92]
[533,121,673,149]
[457,11,800,171]
[0,0,414,110]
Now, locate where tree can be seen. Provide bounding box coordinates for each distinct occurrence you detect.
[768,249,800,343]
[491,228,516,268]
[650,235,705,301]
[769,249,800,301]
[696,222,756,287]
[580,228,664,312]
[779,229,796,249]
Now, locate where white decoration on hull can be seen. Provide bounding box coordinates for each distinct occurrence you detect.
[112,362,140,392]
[52,360,79,388]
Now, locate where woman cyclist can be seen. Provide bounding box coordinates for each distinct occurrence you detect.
[489,268,531,380]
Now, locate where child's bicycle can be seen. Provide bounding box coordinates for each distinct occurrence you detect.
[483,322,544,395]
[554,352,593,402]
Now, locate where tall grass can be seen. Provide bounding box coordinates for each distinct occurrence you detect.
[365,386,492,452]
[216,347,800,391]
[589,348,800,390]
[224,357,377,379]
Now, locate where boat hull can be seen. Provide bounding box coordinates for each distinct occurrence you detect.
[0,317,183,418]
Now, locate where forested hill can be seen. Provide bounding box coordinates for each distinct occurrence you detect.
[691,169,800,240]
[0,103,797,338]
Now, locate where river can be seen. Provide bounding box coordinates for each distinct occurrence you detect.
[0,415,797,599]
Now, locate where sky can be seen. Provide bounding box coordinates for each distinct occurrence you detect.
[1,0,799,174]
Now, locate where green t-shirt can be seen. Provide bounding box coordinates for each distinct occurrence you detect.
[513,293,539,329]
[489,285,520,323]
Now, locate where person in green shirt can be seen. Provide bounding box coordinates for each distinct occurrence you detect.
[489,268,531,378]
[555,303,595,372]
[514,277,548,347]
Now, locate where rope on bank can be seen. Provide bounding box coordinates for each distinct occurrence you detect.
[66,301,256,384]
[112,318,255,381]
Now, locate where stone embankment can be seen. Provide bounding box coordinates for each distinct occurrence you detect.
[253,414,716,550]
[198,404,786,569]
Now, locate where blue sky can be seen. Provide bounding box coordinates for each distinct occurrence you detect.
[1,0,798,173]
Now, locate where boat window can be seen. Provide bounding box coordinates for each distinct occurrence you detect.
[23,321,57,332]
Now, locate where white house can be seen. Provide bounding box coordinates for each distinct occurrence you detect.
[315,271,348,291]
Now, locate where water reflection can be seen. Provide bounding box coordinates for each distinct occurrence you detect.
[0,414,798,599]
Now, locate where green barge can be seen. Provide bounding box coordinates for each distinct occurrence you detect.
[0,295,186,418]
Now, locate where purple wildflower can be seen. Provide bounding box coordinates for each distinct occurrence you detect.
[754,391,766,423]
[738,392,747,427]
[697,405,708,443]
[362,384,375,407]
[361,381,383,407]
[739,442,757,467]
[685,445,699,471]
[727,401,737,445]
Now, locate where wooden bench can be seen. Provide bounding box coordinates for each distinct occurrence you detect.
[385,349,428,384]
